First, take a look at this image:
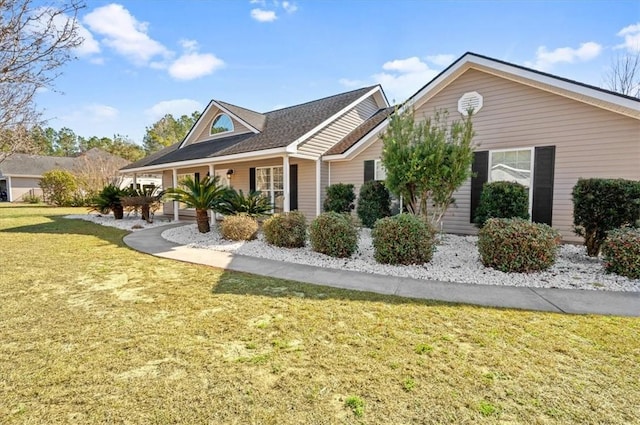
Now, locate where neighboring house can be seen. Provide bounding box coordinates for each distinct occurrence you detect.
[0,148,150,202]
[120,53,640,242]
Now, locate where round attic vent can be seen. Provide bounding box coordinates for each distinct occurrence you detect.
[458,91,483,115]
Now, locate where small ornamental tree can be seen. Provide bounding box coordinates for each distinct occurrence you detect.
[381,107,475,227]
[39,169,78,206]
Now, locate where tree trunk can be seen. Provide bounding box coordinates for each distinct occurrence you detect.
[113,205,124,220]
[142,204,151,223]
[196,208,210,233]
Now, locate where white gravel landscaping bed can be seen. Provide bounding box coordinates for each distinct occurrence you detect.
[161,224,640,292]
[65,213,174,231]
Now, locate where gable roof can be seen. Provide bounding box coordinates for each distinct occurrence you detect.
[325,107,394,155]
[1,148,129,177]
[216,101,266,131]
[123,86,381,171]
[405,52,640,119]
[326,52,640,161]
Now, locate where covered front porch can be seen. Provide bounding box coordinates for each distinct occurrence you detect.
[123,154,328,223]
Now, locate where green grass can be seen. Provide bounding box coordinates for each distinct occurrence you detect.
[1,205,639,424]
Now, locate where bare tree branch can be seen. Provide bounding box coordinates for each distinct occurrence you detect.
[604,51,640,98]
[0,0,85,163]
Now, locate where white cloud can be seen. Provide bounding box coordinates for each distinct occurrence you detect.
[145,99,203,122]
[340,56,439,102]
[169,53,225,80]
[616,22,640,52]
[249,0,266,5]
[339,78,366,88]
[62,104,119,124]
[34,8,100,57]
[426,54,455,67]
[85,104,119,120]
[525,42,602,71]
[251,8,277,22]
[83,4,169,65]
[282,1,298,13]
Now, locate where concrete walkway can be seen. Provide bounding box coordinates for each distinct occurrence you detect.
[123,224,640,317]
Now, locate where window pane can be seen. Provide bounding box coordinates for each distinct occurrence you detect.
[375,160,387,181]
[490,149,531,188]
[210,114,234,135]
[274,191,284,213]
[273,167,283,190]
[256,168,271,191]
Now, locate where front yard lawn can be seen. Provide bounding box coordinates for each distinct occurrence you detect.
[1,205,638,424]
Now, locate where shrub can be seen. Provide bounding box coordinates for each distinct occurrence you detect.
[22,193,41,204]
[39,169,78,206]
[572,178,640,256]
[220,214,259,241]
[478,218,561,273]
[474,181,529,228]
[309,212,358,258]
[90,184,127,219]
[219,189,272,218]
[602,228,640,279]
[357,181,391,228]
[262,211,307,248]
[372,214,436,265]
[323,183,355,214]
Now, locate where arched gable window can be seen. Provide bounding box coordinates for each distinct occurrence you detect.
[210,113,234,135]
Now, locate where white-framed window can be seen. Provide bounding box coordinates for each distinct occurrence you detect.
[256,166,283,212]
[488,147,534,215]
[210,113,234,136]
[374,159,387,181]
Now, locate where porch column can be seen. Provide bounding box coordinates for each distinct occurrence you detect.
[208,164,215,225]
[132,173,137,190]
[172,168,179,221]
[316,160,322,216]
[6,176,12,202]
[283,155,290,212]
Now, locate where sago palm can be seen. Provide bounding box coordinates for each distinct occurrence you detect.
[165,175,229,233]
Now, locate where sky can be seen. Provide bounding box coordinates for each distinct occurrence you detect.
[35,0,640,145]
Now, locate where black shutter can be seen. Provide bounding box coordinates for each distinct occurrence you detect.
[289,164,298,211]
[532,146,555,225]
[194,172,200,183]
[249,168,256,192]
[470,150,489,223]
[364,160,375,182]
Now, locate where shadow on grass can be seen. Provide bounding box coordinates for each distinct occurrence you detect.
[1,214,128,246]
[212,268,479,310]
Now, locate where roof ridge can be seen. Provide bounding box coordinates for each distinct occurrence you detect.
[265,85,379,114]
[215,100,264,116]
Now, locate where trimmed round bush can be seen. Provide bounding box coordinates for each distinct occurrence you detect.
[262,211,307,248]
[309,212,358,258]
[220,214,258,241]
[357,181,391,228]
[372,214,436,265]
[478,218,561,273]
[602,228,640,279]
[474,181,530,228]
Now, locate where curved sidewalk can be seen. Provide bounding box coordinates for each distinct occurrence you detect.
[123,224,640,317]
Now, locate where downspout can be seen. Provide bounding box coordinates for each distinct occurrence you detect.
[283,155,290,212]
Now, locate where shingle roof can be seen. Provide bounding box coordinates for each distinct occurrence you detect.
[0,148,129,176]
[217,101,266,131]
[124,86,378,169]
[325,107,394,155]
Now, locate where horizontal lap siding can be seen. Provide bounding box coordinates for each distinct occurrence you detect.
[290,159,316,220]
[10,177,42,202]
[298,96,379,156]
[328,139,383,212]
[415,69,640,241]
